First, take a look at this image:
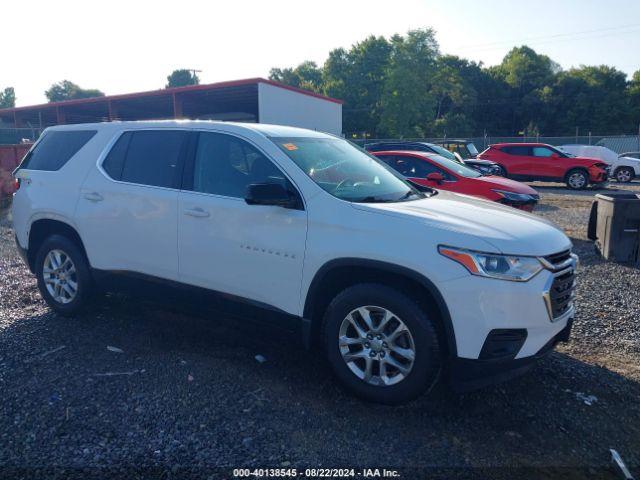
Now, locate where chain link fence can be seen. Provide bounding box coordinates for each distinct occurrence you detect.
[1,127,640,154]
[0,127,45,145]
[356,135,640,154]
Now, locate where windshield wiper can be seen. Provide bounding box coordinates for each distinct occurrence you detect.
[356,196,395,203]
[397,190,418,201]
[356,190,424,203]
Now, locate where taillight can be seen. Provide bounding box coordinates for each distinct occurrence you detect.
[14,177,20,191]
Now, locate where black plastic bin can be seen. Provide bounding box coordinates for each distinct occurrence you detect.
[588,192,640,265]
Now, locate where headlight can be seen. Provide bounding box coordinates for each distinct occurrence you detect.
[492,189,536,202]
[438,246,543,281]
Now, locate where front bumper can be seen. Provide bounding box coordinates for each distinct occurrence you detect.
[448,318,573,392]
[589,168,608,183]
[497,194,539,212]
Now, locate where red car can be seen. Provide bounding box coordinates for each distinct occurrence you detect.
[477,143,608,190]
[374,151,539,211]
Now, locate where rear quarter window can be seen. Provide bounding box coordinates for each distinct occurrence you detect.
[20,130,97,171]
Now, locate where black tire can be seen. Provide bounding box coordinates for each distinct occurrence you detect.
[322,283,441,405]
[565,169,589,190]
[35,234,94,316]
[614,167,634,183]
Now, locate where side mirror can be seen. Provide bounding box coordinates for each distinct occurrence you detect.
[426,172,444,184]
[245,183,296,208]
[551,152,560,158]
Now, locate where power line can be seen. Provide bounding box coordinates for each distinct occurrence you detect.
[458,23,640,48]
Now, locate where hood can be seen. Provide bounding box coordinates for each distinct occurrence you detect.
[474,176,539,195]
[465,159,496,166]
[352,191,570,256]
[619,156,640,164]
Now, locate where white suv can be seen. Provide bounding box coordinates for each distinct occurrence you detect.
[12,121,577,404]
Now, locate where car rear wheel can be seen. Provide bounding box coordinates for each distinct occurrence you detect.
[566,169,589,190]
[615,167,634,183]
[35,234,94,316]
[322,283,441,404]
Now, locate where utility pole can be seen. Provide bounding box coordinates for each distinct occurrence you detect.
[187,69,202,81]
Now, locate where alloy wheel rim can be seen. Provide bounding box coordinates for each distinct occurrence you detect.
[569,173,586,188]
[338,306,416,386]
[43,249,78,304]
[617,169,631,182]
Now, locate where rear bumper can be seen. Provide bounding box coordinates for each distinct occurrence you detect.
[448,318,573,392]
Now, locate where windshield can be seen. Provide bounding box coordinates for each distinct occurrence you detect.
[549,146,572,158]
[427,144,461,163]
[270,137,424,203]
[428,154,482,178]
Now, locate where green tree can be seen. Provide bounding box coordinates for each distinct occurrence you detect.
[166,69,200,88]
[490,46,560,134]
[378,29,439,137]
[268,32,635,138]
[323,36,392,137]
[547,66,631,135]
[269,61,323,92]
[45,80,105,102]
[0,87,15,108]
[629,70,640,130]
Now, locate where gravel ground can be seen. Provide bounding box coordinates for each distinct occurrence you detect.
[1,184,639,480]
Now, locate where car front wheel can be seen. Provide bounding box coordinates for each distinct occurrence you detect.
[35,234,94,316]
[323,283,441,404]
[566,169,589,190]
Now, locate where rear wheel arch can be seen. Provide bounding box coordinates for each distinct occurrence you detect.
[303,258,456,358]
[27,219,89,272]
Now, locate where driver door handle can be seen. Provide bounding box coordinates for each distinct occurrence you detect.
[184,207,210,218]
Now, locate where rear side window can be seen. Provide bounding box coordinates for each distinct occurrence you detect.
[20,130,96,171]
[501,146,531,156]
[102,132,131,180]
[102,130,188,188]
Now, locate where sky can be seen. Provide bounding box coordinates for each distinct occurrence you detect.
[2,0,640,106]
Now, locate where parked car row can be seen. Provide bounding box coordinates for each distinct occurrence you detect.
[12,121,577,404]
[366,140,633,191]
[477,143,609,190]
[365,141,502,176]
[372,150,539,211]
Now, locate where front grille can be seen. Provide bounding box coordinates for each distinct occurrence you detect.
[543,249,577,321]
[544,249,571,267]
[549,269,576,318]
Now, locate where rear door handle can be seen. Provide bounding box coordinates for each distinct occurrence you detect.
[184,207,210,218]
[83,192,103,202]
